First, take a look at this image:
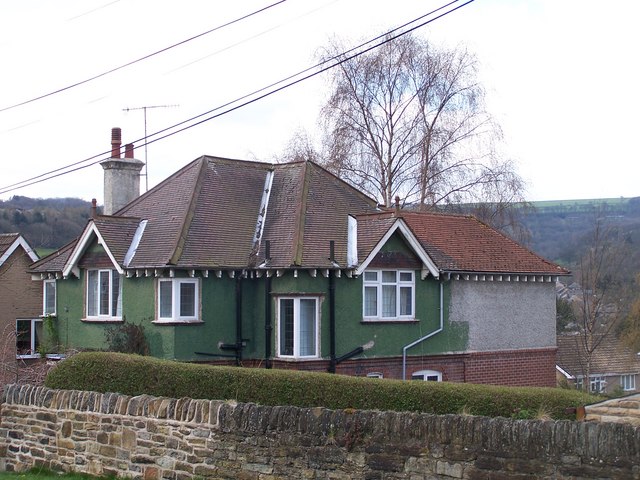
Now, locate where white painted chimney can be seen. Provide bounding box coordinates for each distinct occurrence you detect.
[100,128,144,215]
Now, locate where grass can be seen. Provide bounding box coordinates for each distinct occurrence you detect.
[0,469,109,480]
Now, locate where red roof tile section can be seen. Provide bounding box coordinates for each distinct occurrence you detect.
[0,233,20,254]
[357,211,568,275]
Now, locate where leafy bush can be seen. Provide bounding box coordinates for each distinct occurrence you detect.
[45,352,599,420]
[104,320,149,355]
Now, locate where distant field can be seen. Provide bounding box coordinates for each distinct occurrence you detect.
[529,197,631,209]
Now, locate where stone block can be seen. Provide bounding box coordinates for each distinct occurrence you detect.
[436,460,464,479]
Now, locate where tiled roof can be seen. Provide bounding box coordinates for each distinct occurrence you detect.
[29,240,76,274]
[31,156,567,276]
[401,211,567,275]
[0,233,20,254]
[557,334,640,377]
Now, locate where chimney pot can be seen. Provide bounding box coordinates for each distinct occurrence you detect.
[125,143,134,158]
[395,196,401,214]
[111,127,122,158]
[91,198,97,218]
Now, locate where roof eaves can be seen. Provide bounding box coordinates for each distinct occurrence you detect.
[355,218,440,279]
[62,221,124,277]
[0,234,38,266]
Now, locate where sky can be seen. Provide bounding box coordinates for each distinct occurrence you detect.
[1,0,639,205]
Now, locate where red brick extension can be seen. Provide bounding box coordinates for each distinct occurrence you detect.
[236,347,558,388]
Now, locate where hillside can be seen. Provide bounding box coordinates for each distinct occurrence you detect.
[0,195,94,250]
[2,195,640,279]
[521,197,640,276]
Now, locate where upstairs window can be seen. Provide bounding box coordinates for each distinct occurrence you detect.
[277,297,319,358]
[157,278,200,322]
[363,270,414,320]
[43,279,56,316]
[86,269,122,319]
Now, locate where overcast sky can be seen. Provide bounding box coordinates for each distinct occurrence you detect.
[1,0,638,205]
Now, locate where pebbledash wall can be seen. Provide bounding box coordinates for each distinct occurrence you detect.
[2,385,639,480]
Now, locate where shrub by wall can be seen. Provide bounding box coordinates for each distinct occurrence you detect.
[45,352,597,420]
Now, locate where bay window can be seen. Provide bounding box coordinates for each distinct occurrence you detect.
[363,270,414,320]
[86,269,122,319]
[277,297,319,358]
[157,278,199,322]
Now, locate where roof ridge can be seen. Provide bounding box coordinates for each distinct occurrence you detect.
[169,158,209,266]
[292,161,311,266]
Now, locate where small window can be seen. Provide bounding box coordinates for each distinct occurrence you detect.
[277,297,319,358]
[86,269,122,319]
[43,279,56,316]
[366,372,384,379]
[363,269,414,320]
[620,374,636,391]
[157,278,200,322]
[590,375,606,393]
[411,369,442,382]
[16,319,42,358]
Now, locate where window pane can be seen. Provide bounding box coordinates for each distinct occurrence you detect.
[382,271,396,283]
[16,320,32,355]
[159,281,172,318]
[279,299,294,356]
[299,299,316,356]
[399,272,412,282]
[382,285,396,317]
[99,271,110,316]
[364,286,378,316]
[179,282,196,317]
[87,270,98,317]
[364,271,378,282]
[44,281,56,315]
[400,286,412,316]
[111,273,121,317]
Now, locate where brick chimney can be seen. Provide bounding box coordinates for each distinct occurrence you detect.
[100,128,144,215]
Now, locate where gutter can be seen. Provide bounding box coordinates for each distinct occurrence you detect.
[402,281,444,380]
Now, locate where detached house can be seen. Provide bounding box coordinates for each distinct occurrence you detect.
[0,233,40,383]
[557,333,640,394]
[30,129,569,387]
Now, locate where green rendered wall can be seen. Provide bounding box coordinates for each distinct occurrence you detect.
[51,232,467,362]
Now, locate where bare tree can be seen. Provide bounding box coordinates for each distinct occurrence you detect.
[319,33,525,209]
[570,219,629,391]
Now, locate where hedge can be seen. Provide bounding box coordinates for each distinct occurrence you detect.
[44,352,599,420]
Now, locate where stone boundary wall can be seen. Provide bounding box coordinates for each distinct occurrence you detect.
[585,394,640,426]
[1,384,640,479]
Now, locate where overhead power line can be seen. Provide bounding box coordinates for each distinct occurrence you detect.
[0,0,287,114]
[0,0,475,196]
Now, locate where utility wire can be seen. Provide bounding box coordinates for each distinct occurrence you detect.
[0,0,475,195]
[0,0,287,114]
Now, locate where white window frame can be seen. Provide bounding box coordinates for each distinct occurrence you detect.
[43,279,56,316]
[86,269,122,320]
[411,369,442,381]
[620,374,636,391]
[276,296,319,359]
[157,278,200,322]
[363,269,415,320]
[589,375,606,393]
[16,318,42,359]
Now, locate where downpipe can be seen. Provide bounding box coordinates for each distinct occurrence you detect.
[402,281,444,380]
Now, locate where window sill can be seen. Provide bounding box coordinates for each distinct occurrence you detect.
[275,356,320,361]
[16,354,40,360]
[361,318,418,324]
[81,317,123,323]
[40,314,57,318]
[152,319,204,326]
